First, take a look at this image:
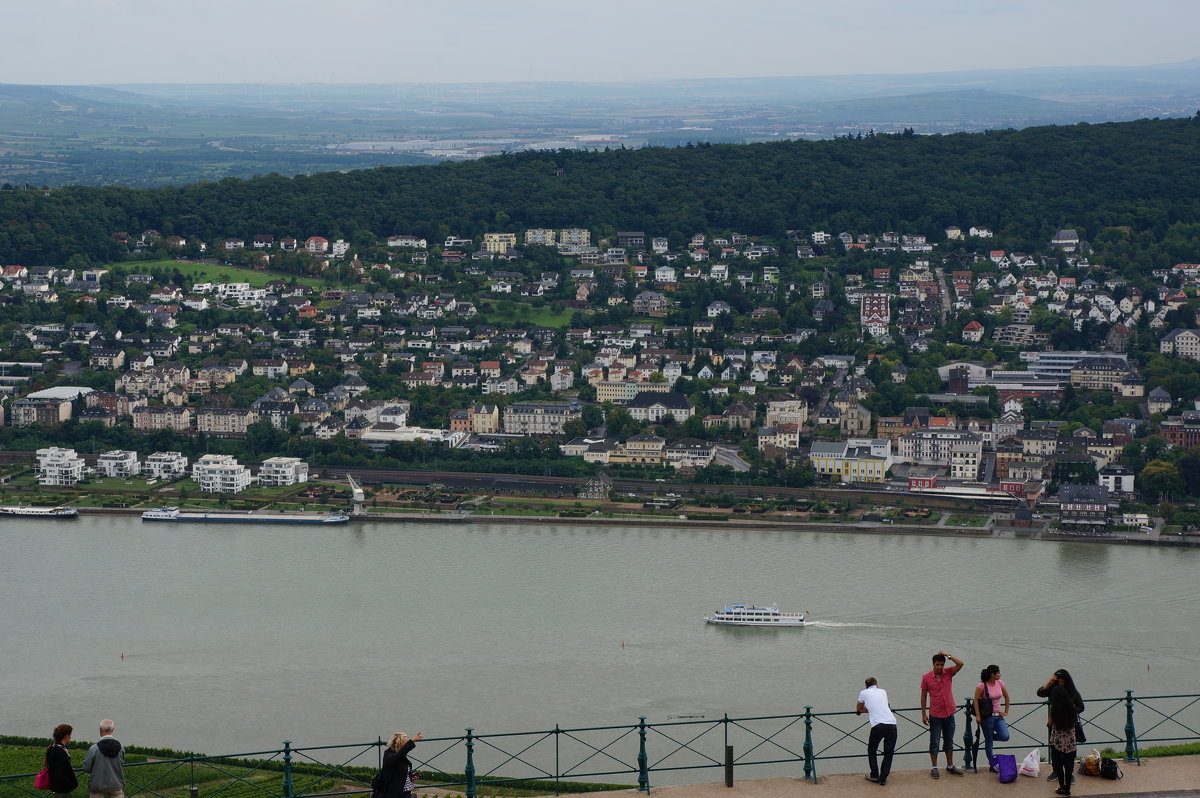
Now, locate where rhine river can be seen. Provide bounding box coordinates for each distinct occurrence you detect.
[4,516,1198,775]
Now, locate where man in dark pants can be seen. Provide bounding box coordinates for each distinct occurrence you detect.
[857,677,898,786]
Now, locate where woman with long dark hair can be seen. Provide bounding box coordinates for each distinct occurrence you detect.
[973,664,1011,770]
[1037,669,1084,796]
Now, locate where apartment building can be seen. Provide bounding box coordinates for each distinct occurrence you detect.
[257,456,309,486]
[36,447,86,486]
[898,430,983,480]
[482,232,517,253]
[10,397,73,426]
[192,454,252,494]
[142,451,189,481]
[133,405,193,432]
[196,408,259,436]
[502,401,583,435]
[808,438,893,484]
[97,449,140,478]
[1160,328,1200,359]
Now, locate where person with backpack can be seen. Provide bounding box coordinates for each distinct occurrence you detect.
[1037,669,1085,796]
[973,665,1011,771]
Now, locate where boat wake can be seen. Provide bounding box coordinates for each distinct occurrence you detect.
[804,620,921,629]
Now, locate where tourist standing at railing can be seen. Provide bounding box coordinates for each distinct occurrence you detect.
[974,665,1011,771]
[1037,670,1084,796]
[81,720,124,798]
[378,731,425,798]
[45,724,78,798]
[920,650,966,779]
[856,677,898,786]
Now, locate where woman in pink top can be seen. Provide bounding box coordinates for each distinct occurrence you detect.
[973,664,1011,770]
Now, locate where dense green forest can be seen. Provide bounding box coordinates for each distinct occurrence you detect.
[1,117,1198,266]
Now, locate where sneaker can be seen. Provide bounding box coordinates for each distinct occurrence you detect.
[1046,772,1059,782]
[945,765,965,776]
[930,767,939,779]
[865,775,879,783]
[877,778,887,786]
[989,765,998,773]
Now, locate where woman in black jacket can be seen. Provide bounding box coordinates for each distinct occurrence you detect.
[378,731,424,798]
[46,724,78,798]
[1037,669,1085,796]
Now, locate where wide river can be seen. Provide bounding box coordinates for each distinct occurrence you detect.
[4,516,1197,774]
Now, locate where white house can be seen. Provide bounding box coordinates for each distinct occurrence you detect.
[97,450,140,478]
[257,457,309,487]
[192,454,252,494]
[142,451,189,480]
[36,447,85,486]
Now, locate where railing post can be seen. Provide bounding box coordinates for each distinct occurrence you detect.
[281,741,293,798]
[962,696,976,771]
[1123,690,1140,764]
[554,724,561,796]
[464,728,476,798]
[636,716,650,793]
[802,705,816,782]
[722,713,731,787]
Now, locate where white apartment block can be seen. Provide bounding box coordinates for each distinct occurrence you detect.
[192,454,252,494]
[97,449,140,478]
[36,447,86,486]
[899,430,983,480]
[524,228,557,246]
[143,451,189,481]
[257,456,309,487]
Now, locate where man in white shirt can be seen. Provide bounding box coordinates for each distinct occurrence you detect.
[856,678,898,786]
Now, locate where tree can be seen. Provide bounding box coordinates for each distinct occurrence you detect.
[1138,459,1183,502]
[562,418,588,440]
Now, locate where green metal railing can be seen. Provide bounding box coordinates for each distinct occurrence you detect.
[2,691,1196,796]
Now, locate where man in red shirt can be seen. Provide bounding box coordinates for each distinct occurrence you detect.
[920,650,966,778]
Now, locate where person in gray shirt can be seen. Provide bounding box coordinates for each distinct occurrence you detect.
[81,720,124,798]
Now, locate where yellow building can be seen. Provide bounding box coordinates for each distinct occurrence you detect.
[808,439,893,484]
[483,233,517,254]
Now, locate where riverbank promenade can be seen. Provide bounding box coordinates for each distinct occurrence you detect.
[567,755,1200,798]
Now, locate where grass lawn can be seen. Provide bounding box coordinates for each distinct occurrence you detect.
[946,514,988,527]
[132,259,326,288]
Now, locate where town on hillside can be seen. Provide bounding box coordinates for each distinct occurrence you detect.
[2,222,1199,533]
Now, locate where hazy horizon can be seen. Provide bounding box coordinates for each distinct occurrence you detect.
[7,0,1199,85]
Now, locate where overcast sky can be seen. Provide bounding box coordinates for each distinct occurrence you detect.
[5,0,1198,85]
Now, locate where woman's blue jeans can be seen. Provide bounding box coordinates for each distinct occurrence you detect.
[981,716,1011,764]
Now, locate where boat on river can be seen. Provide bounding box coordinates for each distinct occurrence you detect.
[141,507,350,525]
[0,505,79,518]
[705,603,807,627]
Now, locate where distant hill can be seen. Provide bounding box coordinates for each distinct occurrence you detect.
[0,116,1198,266]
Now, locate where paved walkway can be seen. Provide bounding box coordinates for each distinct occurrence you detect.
[547,755,1200,797]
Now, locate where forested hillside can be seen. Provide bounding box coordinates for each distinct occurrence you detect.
[1,116,1198,266]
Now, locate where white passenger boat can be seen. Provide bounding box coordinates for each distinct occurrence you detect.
[705,603,808,626]
[0,505,79,518]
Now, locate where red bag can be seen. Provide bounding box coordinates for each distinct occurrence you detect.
[34,767,51,790]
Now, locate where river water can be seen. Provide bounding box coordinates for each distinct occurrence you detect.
[4,516,1197,772]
